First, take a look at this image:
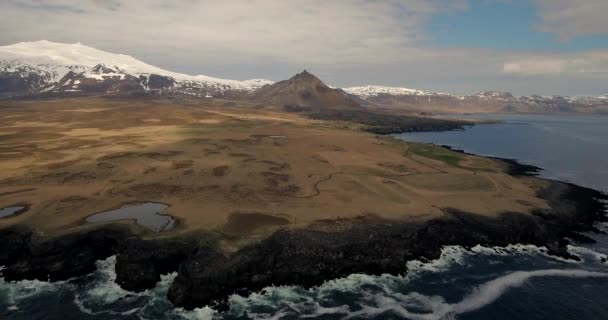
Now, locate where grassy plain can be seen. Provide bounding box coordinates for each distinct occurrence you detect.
[0,97,549,241]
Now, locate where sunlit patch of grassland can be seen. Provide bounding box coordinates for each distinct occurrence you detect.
[408,143,464,167]
[408,143,496,173]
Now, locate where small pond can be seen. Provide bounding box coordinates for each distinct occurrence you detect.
[85,202,175,232]
[0,206,26,218]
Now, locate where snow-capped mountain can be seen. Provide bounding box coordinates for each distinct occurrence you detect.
[0,40,273,97]
[343,85,440,98]
[343,84,608,114]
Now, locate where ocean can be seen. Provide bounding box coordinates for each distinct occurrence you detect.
[1,114,607,320]
[398,114,608,193]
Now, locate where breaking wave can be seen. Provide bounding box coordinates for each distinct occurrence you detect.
[2,242,607,320]
[342,269,608,320]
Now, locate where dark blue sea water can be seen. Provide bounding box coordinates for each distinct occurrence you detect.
[1,114,607,320]
[397,114,608,193]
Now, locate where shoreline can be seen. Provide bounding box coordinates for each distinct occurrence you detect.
[0,127,606,310]
[0,171,606,310]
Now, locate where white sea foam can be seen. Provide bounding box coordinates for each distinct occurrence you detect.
[343,269,608,320]
[567,245,608,265]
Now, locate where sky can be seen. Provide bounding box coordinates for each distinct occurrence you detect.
[0,0,607,95]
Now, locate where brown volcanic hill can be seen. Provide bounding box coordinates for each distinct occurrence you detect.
[252,70,467,133]
[252,70,361,110]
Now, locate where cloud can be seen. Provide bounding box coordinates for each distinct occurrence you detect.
[502,51,608,76]
[0,0,606,95]
[534,0,608,40]
[0,0,467,65]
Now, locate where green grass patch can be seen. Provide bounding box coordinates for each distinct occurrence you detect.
[407,143,498,173]
[408,143,464,167]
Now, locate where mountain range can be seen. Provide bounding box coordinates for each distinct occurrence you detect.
[1,41,606,114]
[0,40,272,99]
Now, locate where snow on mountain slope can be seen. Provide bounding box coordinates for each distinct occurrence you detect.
[343,85,447,97]
[344,84,607,107]
[0,40,273,94]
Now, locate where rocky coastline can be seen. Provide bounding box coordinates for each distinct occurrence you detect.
[0,164,606,310]
[439,145,544,177]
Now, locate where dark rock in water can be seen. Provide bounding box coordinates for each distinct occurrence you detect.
[115,237,196,292]
[0,226,131,281]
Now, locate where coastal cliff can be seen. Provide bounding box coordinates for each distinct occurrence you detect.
[0,174,605,310]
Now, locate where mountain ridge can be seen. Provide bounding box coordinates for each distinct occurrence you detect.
[1,41,606,114]
[0,40,273,97]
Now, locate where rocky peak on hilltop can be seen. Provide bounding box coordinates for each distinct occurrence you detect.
[252,70,361,110]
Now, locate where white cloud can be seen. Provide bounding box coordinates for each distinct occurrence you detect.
[534,0,608,40]
[0,0,467,65]
[502,51,608,76]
